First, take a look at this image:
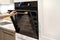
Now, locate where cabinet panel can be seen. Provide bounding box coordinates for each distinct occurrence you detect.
[0,29,3,40]
[0,0,13,4]
[3,32,15,40]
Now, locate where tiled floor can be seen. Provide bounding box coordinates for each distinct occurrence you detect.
[16,33,38,40]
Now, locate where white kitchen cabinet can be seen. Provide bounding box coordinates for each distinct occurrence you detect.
[14,0,37,2]
[0,0,14,4]
[39,0,60,40]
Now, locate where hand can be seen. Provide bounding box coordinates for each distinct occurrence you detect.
[9,10,17,16]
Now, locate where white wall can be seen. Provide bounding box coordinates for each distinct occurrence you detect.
[0,4,14,13]
[38,0,60,40]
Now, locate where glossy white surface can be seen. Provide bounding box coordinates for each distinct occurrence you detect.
[38,0,60,40]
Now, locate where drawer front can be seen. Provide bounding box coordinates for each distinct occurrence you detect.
[3,32,15,40]
[3,30,15,36]
[0,29,3,40]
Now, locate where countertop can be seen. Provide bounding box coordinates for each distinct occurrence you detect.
[0,17,15,33]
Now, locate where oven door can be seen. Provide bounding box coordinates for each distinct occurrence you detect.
[9,11,38,39]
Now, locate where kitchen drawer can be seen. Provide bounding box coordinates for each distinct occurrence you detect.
[3,32,15,40]
[3,30,15,36]
[0,29,3,40]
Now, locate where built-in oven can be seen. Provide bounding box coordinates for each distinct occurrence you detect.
[8,1,38,39]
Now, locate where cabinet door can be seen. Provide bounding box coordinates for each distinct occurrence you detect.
[3,32,15,40]
[0,0,13,4]
[0,29,3,40]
